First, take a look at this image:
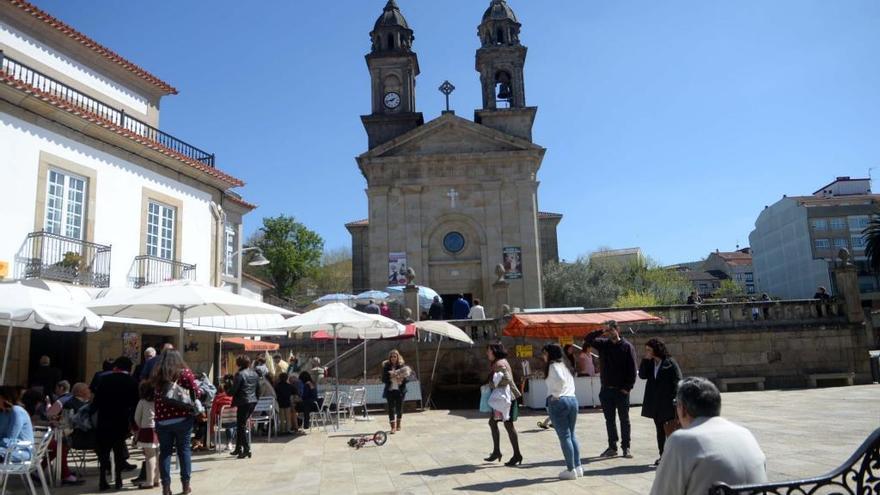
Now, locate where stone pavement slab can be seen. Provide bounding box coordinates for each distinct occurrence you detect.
[50,384,879,495]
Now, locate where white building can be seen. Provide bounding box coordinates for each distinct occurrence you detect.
[0,0,256,384]
[749,177,880,302]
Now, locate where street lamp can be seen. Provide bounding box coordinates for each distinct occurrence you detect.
[235,246,269,266]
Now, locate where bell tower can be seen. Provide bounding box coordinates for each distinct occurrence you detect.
[361,0,424,150]
[474,0,537,141]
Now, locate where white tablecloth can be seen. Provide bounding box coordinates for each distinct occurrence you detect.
[524,377,646,409]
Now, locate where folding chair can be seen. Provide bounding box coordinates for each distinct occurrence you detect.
[336,391,352,423]
[310,391,335,432]
[349,387,367,418]
[213,406,242,453]
[249,397,276,442]
[0,426,52,495]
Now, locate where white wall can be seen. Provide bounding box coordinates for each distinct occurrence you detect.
[749,198,831,299]
[0,21,151,117]
[0,111,215,288]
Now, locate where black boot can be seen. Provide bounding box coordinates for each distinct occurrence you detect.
[115,469,123,490]
[98,466,110,492]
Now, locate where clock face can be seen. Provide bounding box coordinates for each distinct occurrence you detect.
[384,92,401,109]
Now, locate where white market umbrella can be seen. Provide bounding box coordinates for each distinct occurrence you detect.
[411,320,474,409]
[353,290,391,305]
[0,282,104,384]
[386,285,440,311]
[86,280,295,349]
[313,294,357,307]
[269,303,407,427]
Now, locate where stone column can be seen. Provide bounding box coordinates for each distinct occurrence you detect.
[833,264,864,323]
[404,285,420,322]
[493,280,510,319]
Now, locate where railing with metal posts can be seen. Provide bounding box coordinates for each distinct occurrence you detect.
[128,255,196,288]
[16,231,111,287]
[0,51,215,167]
[709,427,880,495]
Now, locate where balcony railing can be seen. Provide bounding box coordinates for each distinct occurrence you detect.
[128,255,196,288]
[0,51,215,167]
[16,231,111,287]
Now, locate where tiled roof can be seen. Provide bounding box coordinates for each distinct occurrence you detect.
[714,251,752,266]
[224,192,256,210]
[7,0,178,95]
[243,272,274,289]
[0,70,244,187]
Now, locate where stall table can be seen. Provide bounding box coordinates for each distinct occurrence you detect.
[524,376,646,409]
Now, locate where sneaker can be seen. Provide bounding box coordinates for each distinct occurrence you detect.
[622,448,633,458]
[558,469,577,480]
[599,447,618,457]
[575,466,584,477]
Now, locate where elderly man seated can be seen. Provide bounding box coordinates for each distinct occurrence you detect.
[650,377,767,495]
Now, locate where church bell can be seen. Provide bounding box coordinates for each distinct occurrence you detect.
[497,82,512,100]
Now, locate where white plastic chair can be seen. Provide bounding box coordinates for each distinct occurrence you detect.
[0,426,52,495]
[349,387,367,418]
[249,397,276,442]
[213,406,242,453]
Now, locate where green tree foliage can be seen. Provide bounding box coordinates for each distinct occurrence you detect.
[247,215,323,298]
[543,254,691,309]
[289,248,353,306]
[715,279,745,300]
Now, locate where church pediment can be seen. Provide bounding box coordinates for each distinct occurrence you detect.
[362,113,542,159]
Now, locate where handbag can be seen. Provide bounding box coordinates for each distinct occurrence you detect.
[479,385,492,413]
[162,382,195,412]
[663,418,681,437]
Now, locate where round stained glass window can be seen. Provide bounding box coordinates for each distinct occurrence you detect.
[443,232,466,254]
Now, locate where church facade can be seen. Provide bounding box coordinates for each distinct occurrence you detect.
[347,0,562,315]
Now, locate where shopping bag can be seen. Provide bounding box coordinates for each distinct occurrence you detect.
[479,384,492,413]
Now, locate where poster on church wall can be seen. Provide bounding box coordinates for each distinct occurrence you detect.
[388,252,408,285]
[503,247,523,279]
[122,332,141,363]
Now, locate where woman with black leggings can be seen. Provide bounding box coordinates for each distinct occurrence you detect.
[228,355,259,459]
[382,350,408,434]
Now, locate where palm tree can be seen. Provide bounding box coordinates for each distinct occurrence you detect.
[862,214,880,272]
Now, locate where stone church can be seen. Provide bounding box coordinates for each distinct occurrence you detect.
[347,0,562,315]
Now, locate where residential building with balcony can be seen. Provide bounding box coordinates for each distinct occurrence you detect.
[0,0,256,384]
[749,177,880,304]
[703,248,755,294]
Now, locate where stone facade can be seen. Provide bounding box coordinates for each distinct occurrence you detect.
[348,1,561,312]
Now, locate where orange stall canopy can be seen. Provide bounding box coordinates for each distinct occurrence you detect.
[503,311,661,339]
[223,337,280,352]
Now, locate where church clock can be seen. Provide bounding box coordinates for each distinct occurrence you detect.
[384,92,401,109]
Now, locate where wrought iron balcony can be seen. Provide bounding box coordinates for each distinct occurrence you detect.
[0,51,215,167]
[128,255,196,288]
[16,231,111,287]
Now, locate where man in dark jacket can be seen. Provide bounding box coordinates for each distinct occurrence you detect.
[452,294,470,320]
[585,320,638,458]
[93,357,139,490]
[31,355,62,398]
[428,296,445,320]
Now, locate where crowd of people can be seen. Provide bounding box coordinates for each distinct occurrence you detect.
[479,320,768,493]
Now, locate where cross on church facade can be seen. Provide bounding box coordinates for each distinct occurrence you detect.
[447,188,459,208]
[439,80,456,112]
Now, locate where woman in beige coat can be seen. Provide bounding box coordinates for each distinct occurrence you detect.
[483,342,522,467]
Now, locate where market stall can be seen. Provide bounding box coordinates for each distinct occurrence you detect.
[503,310,661,409]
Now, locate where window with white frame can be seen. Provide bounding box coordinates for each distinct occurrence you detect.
[811,219,828,231]
[814,238,831,249]
[146,201,176,260]
[848,216,870,231]
[44,169,86,239]
[224,224,237,276]
[833,238,848,250]
[830,218,847,230]
[851,235,866,249]
[745,272,754,282]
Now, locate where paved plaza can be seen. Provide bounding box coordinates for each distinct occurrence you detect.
[52,385,879,495]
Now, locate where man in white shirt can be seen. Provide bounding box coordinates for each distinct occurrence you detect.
[650,377,767,495]
[468,299,487,340]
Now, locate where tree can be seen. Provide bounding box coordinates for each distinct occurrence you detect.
[290,248,353,305]
[715,279,745,300]
[542,252,691,309]
[247,215,323,298]
[864,214,880,273]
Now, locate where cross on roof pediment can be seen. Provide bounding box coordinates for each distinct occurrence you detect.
[360,113,543,159]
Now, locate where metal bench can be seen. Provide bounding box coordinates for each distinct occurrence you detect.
[717,377,765,392]
[807,372,854,388]
[709,427,880,495]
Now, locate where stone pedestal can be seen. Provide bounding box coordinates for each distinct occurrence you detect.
[493,280,510,319]
[404,285,420,322]
[833,265,865,323]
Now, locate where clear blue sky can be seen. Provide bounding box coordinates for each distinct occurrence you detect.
[34,0,880,265]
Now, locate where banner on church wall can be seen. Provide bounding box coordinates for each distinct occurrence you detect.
[503,247,522,279]
[388,252,408,285]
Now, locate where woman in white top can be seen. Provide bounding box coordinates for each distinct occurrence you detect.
[543,343,582,480]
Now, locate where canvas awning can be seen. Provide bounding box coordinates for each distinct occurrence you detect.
[503,310,662,339]
[222,337,279,352]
